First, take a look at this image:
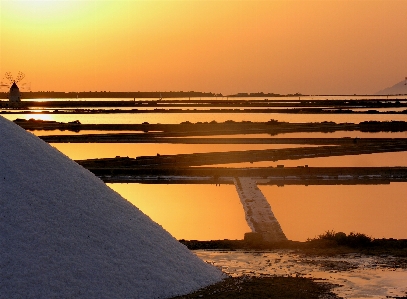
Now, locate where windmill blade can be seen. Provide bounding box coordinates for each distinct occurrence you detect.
[4,72,14,83]
[15,71,25,83]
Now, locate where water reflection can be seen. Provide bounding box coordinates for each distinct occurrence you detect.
[27,130,407,139]
[178,132,407,138]
[31,130,146,136]
[278,131,407,138]
[259,183,407,241]
[207,151,407,168]
[108,183,249,240]
[3,112,407,124]
[107,182,407,242]
[51,143,318,160]
[7,95,407,101]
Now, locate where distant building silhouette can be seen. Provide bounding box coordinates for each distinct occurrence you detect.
[9,82,21,102]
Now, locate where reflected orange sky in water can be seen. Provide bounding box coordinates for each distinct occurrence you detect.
[38,132,407,241]
[50,142,407,168]
[53,142,407,241]
[50,143,315,160]
[260,183,407,241]
[108,182,407,242]
[108,183,249,241]
[3,113,407,125]
[208,151,407,168]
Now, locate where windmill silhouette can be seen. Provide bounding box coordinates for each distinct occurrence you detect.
[1,72,29,102]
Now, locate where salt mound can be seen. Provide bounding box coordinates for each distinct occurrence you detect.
[0,116,224,298]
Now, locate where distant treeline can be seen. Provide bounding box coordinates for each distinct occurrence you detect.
[229,92,301,97]
[0,91,301,99]
[359,120,407,131]
[180,230,407,255]
[0,91,222,99]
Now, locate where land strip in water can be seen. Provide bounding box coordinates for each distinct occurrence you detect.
[76,140,407,168]
[15,119,405,184]
[76,161,407,185]
[3,107,407,114]
[2,98,407,115]
[15,119,407,185]
[179,238,407,257]
[41,135,407,144]
[13,119,407,135]
[2,98,407,108]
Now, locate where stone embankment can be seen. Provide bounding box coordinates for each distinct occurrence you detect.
[76,140,407,170]
[13,119,407,136]
[76,154,407,185]
[2,97,407,111]
[234,177,287,243]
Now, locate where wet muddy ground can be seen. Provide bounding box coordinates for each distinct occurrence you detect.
[181,250,407,299]
[172,275,341,299]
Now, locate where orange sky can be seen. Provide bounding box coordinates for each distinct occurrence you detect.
[1,0,407,95]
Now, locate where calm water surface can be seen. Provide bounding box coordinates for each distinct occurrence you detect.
[6,95,407,101]
[2,112,407,124]
[108,182,407,241]
[206,151,407,168]
[32,131,407,138]
[50,142,407,168]
[51,143,320,160]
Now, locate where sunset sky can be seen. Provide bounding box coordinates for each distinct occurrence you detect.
[1,0,407,95]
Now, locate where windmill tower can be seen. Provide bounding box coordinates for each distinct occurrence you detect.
[3,72,25,102]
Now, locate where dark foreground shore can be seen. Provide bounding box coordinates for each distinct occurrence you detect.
[179,236,407,257]
[172,276,341,299]
[173,235,407,299]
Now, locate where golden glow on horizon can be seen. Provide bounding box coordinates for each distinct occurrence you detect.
[2,1,91,26]
[2,0,407,94]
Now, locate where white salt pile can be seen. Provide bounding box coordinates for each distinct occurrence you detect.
[0,116,224,298]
